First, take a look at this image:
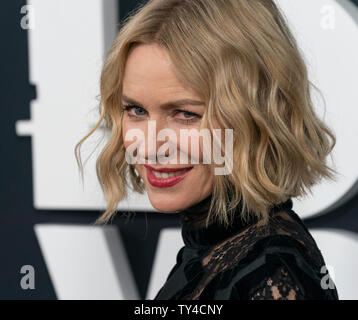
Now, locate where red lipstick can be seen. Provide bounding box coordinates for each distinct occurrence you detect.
[144,164,193,188]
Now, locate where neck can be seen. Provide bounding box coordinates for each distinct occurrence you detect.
[178,194,294,250]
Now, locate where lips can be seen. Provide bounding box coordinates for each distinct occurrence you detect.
[144,164,193,188]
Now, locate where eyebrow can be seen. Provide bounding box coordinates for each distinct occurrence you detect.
[121,94,205,109]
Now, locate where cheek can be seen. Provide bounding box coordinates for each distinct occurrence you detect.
[121,120,131,150]
[193,165,214,185]
[176,124,205,162]
[121,118,145,151]
[192,166,214,195]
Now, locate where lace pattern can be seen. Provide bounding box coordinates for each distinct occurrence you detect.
[182,209,325,300]
[154,199,338,300]
[249,264,305,300]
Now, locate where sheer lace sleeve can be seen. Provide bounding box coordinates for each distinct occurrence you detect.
[249,264,305,300]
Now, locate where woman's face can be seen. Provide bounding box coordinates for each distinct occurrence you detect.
[121,43,214,213]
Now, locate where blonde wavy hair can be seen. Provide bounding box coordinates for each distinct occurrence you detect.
[75,0,338,227]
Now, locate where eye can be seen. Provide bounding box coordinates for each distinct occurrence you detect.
[122,104,201,124]
[178,110,196,119]
[174,109,201,124]
[122,105,147,117]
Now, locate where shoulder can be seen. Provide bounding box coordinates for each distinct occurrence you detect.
[202,209,323,273]
[202,211,339,299]
[207,236,338,299]
[229,244,338,300]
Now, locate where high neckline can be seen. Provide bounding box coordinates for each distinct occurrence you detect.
[179,194,293,250]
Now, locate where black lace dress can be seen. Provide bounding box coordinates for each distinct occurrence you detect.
[154,194,339,300]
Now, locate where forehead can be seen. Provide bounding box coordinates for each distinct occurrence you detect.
[122,44,199,100]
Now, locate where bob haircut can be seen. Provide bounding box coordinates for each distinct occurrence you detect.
[75,0,337,228]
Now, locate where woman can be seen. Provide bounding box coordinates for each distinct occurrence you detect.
[75,0,339,300]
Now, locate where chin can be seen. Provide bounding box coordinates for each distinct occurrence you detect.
[147,193,186,213]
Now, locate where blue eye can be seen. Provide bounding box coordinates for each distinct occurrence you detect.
[133,107,146,115]
[182,111,195,118]
[122,104,201,125]
[122,105,147,116]
[174,109,200,124]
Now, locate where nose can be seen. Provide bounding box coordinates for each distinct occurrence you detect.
[144,118,172,164]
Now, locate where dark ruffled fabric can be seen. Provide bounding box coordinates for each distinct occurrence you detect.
[154,194,339,300]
